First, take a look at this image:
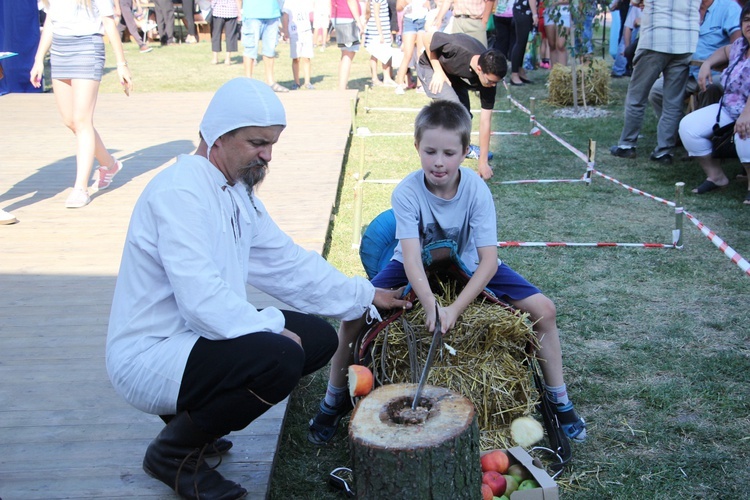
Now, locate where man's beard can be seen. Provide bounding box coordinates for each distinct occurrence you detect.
[238,159,269,192]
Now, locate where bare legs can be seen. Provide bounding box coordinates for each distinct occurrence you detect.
[693,155,750,203]
[243,56,255,77]
[328,316,368,388]
[509,293,564,387]
[693,154,730,191]
[52,78,115,193]
[292,57,312,86]
[395,31,423,89]
[338,49,356,90]
[544,24,568,68]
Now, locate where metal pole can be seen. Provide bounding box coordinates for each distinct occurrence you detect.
[674,182,685,249]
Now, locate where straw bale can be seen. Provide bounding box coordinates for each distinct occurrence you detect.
[547,59,610,107]
[368,278,540,450]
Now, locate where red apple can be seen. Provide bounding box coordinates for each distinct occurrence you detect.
[482,471,507,497]
[480,449,510,474]
[481,483,494,500]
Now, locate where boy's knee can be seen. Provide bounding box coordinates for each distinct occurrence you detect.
[528,294,556,323]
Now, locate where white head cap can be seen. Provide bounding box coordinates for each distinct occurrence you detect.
[200,78,287,159]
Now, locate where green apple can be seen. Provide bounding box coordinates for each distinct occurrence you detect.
[507,464,532,483]
[503,475,519,495]
[518,479,540,490]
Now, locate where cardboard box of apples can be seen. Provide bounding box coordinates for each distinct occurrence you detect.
[480,447,558,500]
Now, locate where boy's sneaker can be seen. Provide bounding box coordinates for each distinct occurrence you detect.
[465,144,494,160]
[554,402,587,443]
[91,159,123,191]
[308,398,353,445]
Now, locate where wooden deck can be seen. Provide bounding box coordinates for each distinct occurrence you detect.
[0,89,357,499]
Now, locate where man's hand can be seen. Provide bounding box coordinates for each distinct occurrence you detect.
[697,62,712,92]
[373,287,413,311]
[429,72,450,95]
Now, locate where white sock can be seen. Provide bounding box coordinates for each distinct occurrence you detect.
[544,383,570,406]
[324,383,348,408]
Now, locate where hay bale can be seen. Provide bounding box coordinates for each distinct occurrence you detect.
[368,278,539,450]
[547,58,610,107]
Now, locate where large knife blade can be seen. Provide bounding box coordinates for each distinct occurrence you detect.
[411,302,443,410]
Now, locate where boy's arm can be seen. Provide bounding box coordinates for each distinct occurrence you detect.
[443,246,498,330]
[281,11,289,40]
[401,238,440,331]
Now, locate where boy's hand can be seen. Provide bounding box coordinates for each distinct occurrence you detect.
[426,304,459,335]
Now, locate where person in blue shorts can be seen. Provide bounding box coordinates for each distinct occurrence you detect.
[309,99,587,446]
[242,0,289,92]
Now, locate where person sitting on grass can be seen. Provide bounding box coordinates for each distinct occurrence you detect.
[308,100,587,446]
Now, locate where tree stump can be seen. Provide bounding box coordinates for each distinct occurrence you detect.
[349,383,481,499]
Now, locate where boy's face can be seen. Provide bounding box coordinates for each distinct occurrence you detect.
[415,127,468,195]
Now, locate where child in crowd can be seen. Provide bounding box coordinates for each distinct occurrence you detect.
[308,100,588,446]
[312,0,331,49]
[282,0,315,89]
[364,0,397,86]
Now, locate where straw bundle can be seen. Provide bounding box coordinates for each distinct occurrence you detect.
[368,278,540,450]
[547,58,610,107]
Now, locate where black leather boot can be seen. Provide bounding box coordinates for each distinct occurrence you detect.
[205,436,233,458]
[143,412,247,500]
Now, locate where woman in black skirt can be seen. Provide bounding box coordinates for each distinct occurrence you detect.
[30,0,133,208]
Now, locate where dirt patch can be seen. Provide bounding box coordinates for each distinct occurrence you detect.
[552,107,613,119]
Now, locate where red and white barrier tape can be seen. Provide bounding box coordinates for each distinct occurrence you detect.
[506,94,591,163]
[499,241,675,248]
[364,107,511,114]
[592,170,676,207]
[498,178,587,185]
[684,211,750,276]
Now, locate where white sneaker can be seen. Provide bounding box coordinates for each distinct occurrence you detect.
[0,208,18,225]
[394,85,406,95]
[65,188,91,209]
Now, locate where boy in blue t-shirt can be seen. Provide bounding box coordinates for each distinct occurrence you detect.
[309,100,587,445]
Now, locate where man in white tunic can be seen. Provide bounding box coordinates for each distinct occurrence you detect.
[106,77,410,500]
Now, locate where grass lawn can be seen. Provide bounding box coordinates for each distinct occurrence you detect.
[97,34,750,499]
